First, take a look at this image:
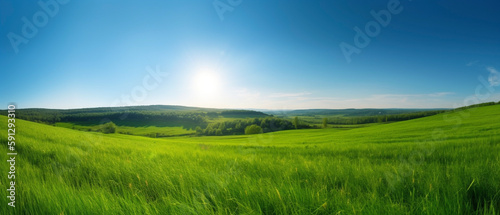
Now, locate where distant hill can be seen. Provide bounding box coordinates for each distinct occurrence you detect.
[264,108,450,117]
[1,102,496,138]
[0,105,269,128]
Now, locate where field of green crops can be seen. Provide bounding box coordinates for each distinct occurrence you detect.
[1,105,499,214]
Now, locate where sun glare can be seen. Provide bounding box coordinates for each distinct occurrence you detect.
[193,71,220,97]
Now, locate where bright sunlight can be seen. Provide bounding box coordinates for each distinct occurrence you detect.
[193,71,220,97]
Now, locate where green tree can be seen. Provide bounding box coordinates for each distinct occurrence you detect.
[218,122,226,133]
[244,125,263,135]
[322,118,328,128]
[293,117,299,129]
[100,121,117,134]
[206,128,214,136]
[195,126,202,135]
[235,122,242,131]
[215,129,223,136]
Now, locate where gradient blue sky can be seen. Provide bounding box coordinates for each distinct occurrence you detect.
[1,0,499,109]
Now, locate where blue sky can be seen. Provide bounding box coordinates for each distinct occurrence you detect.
[1,0,499,109]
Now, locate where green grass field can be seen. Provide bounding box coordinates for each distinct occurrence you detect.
[1,105,499,214]
[55,122,196,137]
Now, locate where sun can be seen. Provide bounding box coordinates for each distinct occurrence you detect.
[193,71,220,97]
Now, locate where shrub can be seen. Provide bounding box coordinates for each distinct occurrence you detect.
[245,125,262,135]
[100,122,117,134]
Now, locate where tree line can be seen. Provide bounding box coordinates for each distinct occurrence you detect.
[196,117,295,136]
[10,109,207,127]
[326,110,446,125]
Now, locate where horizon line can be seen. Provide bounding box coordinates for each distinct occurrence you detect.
[2,103,454,111]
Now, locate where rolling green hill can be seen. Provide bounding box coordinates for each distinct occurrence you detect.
[1,105,457,138]
[1,104,499,214]
[2,105,270,138]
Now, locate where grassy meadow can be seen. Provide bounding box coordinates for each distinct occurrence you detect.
[1,105,500,214]
[55,122,196,137]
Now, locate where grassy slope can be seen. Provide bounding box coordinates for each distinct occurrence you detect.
[1,105,499,214]
[53,115,268,138]
[55,122,196,137]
